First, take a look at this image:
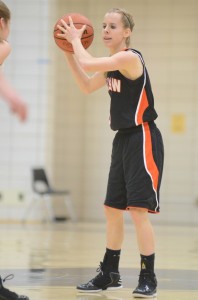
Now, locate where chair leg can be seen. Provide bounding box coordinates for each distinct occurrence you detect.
[22,197,37,222]
[64,194,77,222]
[23,195,54,223]
[43,196,54,222]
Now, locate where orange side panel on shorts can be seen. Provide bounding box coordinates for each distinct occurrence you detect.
[143,123,159,191]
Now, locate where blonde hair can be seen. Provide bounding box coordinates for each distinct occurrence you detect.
[0,1,10,42]
[107,8,135,47]
[0,0,10,22]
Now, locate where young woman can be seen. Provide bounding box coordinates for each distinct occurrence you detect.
[58,8,164,298]
[0,1,28,299]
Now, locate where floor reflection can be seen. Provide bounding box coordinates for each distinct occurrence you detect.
[75,292,157,300]
[76,294,123,300]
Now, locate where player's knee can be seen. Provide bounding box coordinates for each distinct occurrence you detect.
[104,205,123,219]
[129,207,148,224]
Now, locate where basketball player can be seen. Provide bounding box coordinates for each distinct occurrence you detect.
[58,8,164,298]
[0,1,28,299]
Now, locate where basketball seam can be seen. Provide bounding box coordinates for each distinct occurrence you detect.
[54,34,94,41]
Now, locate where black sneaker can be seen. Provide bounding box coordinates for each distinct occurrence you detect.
[0,274,29,300]
[77,262,123,293]
[132,272,157,298]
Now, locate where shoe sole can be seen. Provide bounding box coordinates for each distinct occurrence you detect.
[132,292,157,298]
[77,285,123,293]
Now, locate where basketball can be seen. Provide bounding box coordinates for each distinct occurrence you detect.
[53,13,94,53]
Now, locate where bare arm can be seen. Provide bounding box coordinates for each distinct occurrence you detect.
[64,52,106,94]
[72,38,142,78]
[0,70,19,101]
[0,41,27,121]
[0,40,11,65]
[0,70,28,122]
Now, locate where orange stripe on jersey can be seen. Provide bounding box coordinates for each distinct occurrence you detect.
[143,122,159,193]
[136,88,149,125]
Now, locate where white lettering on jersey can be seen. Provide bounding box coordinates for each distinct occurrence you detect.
[106,77,121,93]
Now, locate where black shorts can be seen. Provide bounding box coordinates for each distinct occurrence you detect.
[104,122,164,213]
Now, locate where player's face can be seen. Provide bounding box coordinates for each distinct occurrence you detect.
[0,18,10,40]
[102,13,129,52]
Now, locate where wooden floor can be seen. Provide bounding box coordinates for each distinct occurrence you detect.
[0,221,198,300]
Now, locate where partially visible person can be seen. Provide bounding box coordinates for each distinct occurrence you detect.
[0,1,27,122]
[0,1,29,299]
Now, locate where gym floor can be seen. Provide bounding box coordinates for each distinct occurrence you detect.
[0,221,198,300]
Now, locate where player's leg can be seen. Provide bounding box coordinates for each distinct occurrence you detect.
[76,206,124,292]
[77,133,125,292]
[105,206,124,250]
[129,208,157,298]
[123,122,164,298]
[130,208,155,255]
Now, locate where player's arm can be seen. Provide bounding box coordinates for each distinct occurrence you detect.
[0,70,27,121]
[72,40,141,75]
[64,52,106,94]
[0,40,11,65]
[58,18,106,94]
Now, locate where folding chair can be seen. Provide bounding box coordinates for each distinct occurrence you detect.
[23,168,76,222]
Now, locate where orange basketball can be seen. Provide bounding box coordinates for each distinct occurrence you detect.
[53,13,94,53]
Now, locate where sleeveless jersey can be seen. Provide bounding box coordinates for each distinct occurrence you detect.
[106,49,158,131]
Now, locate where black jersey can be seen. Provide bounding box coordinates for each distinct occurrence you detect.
[106,49,158,131]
